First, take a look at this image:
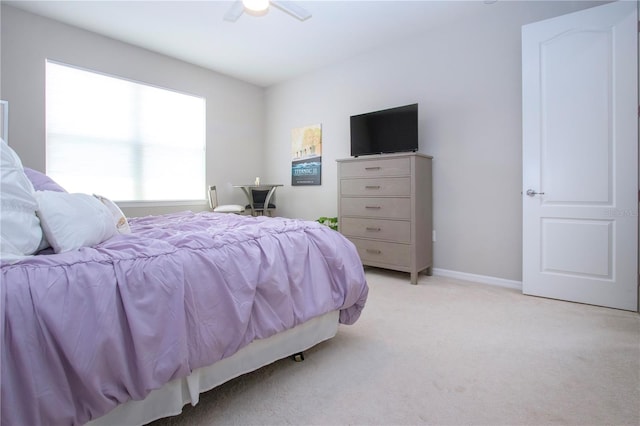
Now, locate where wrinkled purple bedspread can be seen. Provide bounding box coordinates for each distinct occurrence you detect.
[1,212,368,426]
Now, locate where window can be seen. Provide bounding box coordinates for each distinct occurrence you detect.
[46,61,206,203]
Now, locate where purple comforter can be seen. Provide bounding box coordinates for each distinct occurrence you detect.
[1,212,368,426]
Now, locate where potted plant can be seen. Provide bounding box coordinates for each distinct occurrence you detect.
[316,216,338,231]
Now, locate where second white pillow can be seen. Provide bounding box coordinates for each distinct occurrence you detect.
[93,194,131,234]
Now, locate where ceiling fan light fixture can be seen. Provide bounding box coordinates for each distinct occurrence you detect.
[243,0,269,16]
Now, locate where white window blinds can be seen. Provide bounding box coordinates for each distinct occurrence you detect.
[46,61,206,202]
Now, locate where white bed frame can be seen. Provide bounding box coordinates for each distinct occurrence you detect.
[87,310,340,426]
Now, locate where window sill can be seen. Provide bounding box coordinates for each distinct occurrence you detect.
[116,200,208,208]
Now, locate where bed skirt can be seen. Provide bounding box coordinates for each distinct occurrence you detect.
[87,310,340,426]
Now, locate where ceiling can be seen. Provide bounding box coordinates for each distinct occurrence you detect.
[5,1,500,87]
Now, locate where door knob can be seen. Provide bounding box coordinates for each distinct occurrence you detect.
[526,189,545,196]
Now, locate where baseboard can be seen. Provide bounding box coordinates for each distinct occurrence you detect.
[432,268,522,291]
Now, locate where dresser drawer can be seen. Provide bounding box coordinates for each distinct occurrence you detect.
[340,197,411,219]
[341,217,410,243]
[341,177,411,196]
[339,157,411,178]
[350,238,411,267]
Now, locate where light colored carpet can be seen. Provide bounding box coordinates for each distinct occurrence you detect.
[150,268,640,426]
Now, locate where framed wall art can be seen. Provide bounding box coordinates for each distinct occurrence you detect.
[291,123,322,186]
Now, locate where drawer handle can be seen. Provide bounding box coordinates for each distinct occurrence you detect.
[365,185,381,189]
[366,249,382,254]
[365,206,381,209]
[366,227,381,232]
[364,166,381,171]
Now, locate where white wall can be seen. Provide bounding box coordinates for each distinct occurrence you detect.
[1,5,265,217]
[263,1,605,282]
[1,1,607,282]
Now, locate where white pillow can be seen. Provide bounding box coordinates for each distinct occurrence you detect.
[93,194,131,234]
[35,191,118,253]
[0,139,44,261]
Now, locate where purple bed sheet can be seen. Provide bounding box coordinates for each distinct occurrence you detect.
[1,211,368,426]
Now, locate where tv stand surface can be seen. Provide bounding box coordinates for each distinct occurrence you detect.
[351,150,419,159]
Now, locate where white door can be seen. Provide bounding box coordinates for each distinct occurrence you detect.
[522,1,638,311]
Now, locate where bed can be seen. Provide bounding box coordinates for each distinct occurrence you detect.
[0,140,369,426]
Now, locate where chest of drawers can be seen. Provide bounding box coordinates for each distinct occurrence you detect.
[337,153,433,284]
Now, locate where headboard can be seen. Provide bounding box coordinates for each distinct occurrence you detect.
[0,100,7,142]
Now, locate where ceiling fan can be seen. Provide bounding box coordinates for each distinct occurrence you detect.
[224,0,312,22]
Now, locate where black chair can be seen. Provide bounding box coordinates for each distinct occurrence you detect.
[246,189,276,216]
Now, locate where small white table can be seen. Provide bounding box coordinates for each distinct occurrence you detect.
[233,184,283,216]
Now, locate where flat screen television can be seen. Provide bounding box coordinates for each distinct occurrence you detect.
[350,103,418,157]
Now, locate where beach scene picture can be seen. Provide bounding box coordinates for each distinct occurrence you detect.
[291,123,322,186]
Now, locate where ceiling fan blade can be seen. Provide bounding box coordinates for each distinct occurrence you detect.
[223,1,245,22]
[271,1,312,21]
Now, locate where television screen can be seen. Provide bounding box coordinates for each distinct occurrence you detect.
[350,103,418,157]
